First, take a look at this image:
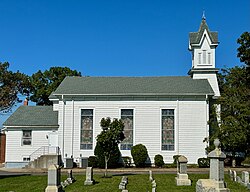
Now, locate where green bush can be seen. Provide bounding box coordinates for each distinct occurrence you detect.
[94,141,122,168]
[154,154,164,167]
[197,158,210,168]
[88,156,98,168]
[242,156,250,165]
[122,156,132,167]
[131,144,148,167]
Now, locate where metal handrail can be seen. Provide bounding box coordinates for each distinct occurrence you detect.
[29,146,61,161]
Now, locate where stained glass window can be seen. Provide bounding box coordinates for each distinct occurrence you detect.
[22,130,32,145]
[162,109,174,151]
[80,109,93,150]
[120,109,133,150]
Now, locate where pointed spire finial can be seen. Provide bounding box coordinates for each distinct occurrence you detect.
[202,10,206,20]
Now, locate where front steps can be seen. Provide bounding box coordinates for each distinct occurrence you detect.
[25,154,63,169]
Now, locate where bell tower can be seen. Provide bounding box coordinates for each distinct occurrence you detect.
[188,16,220,97]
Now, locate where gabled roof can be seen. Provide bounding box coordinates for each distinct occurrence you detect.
[189,18,218,45]
[53,76,214,96]
[3,106,58,127]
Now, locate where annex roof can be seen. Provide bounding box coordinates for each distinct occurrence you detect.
[3,106,58,127]
[53,76,214,96]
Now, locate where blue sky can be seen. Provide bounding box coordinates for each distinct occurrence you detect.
[0,0,250,127]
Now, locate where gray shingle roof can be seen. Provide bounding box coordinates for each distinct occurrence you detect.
[53,76,214,96]
[3,106,58,127]
[189,18,218,45]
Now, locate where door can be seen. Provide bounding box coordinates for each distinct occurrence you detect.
[48,132,58,154]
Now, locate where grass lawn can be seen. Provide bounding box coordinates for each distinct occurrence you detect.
[0,173,248,192]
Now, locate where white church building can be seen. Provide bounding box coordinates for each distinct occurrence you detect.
[3,18,220,168]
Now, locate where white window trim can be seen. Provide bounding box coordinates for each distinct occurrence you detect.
[21,130,32,146]
[79,108,95,151]
[160,107,177,152]
[119,108,135,151]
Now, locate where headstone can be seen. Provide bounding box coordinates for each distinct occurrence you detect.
[236,176,242,183]
[242,171,249,184]
[119,176,128,190]
[45,164,63,192]
[229,170,233,181]
[67,169,76,184]
[247,183,250,190]
[196,139,230,192]
[233,171,237,182]
[175,155,191,186]
[152,179,156,192]
[149,170,153,181]
[84,167,94,185]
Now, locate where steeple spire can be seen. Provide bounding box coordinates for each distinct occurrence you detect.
[202,11,206,20]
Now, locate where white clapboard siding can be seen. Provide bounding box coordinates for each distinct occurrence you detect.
[5,129,51,162]
[178,101,208,163]
[57,100,208,164]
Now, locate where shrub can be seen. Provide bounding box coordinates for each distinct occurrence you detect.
[122,156,132,167]
[88,156,98,168]
[154,154,164,167]
[131,144,148,167]
[242,156,250,165]
[197,158,210,168]
[94,141,122,168]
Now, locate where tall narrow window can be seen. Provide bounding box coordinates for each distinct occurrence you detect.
[198,53,202,64]
[22,130,32,145]
[203,50,206,64]
[120,109,133,150]
[80,109,93,150]
[208,52,211,64]
[162,109,174,151]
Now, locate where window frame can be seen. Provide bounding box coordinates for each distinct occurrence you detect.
[161,109,175,151]
[80,109,94,150]
[120,109,134,150]
[21,130,32,146]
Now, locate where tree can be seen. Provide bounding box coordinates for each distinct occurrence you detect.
[237,32,250,69]
[218,67,250,159]
[0,62,31,112]
[94,142,121,168]
[96,117,125,177]
[30,67,81,105]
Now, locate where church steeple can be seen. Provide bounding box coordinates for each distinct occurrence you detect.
[188,18,220,97]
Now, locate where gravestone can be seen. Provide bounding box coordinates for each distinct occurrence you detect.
[236,176,242,183]
[229,170,233,181]
[152,179,156,192]
[119,176,128,190]
[196,139,230,192]
[242,171,249,185]
[149,170,153,181]
[233,171,237,182]
[175,155,191,186]
[84,167,94,185]
[45,164,63,192]
[67,169,76,184]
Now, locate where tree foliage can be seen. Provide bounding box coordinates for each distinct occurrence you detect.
[213,32,250,157]
[94,142,121,168]
[30,66,81,105]
[218,67,250,155]
[237,32,250,69]
[0,62,31,112]
[96,117,125,177]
